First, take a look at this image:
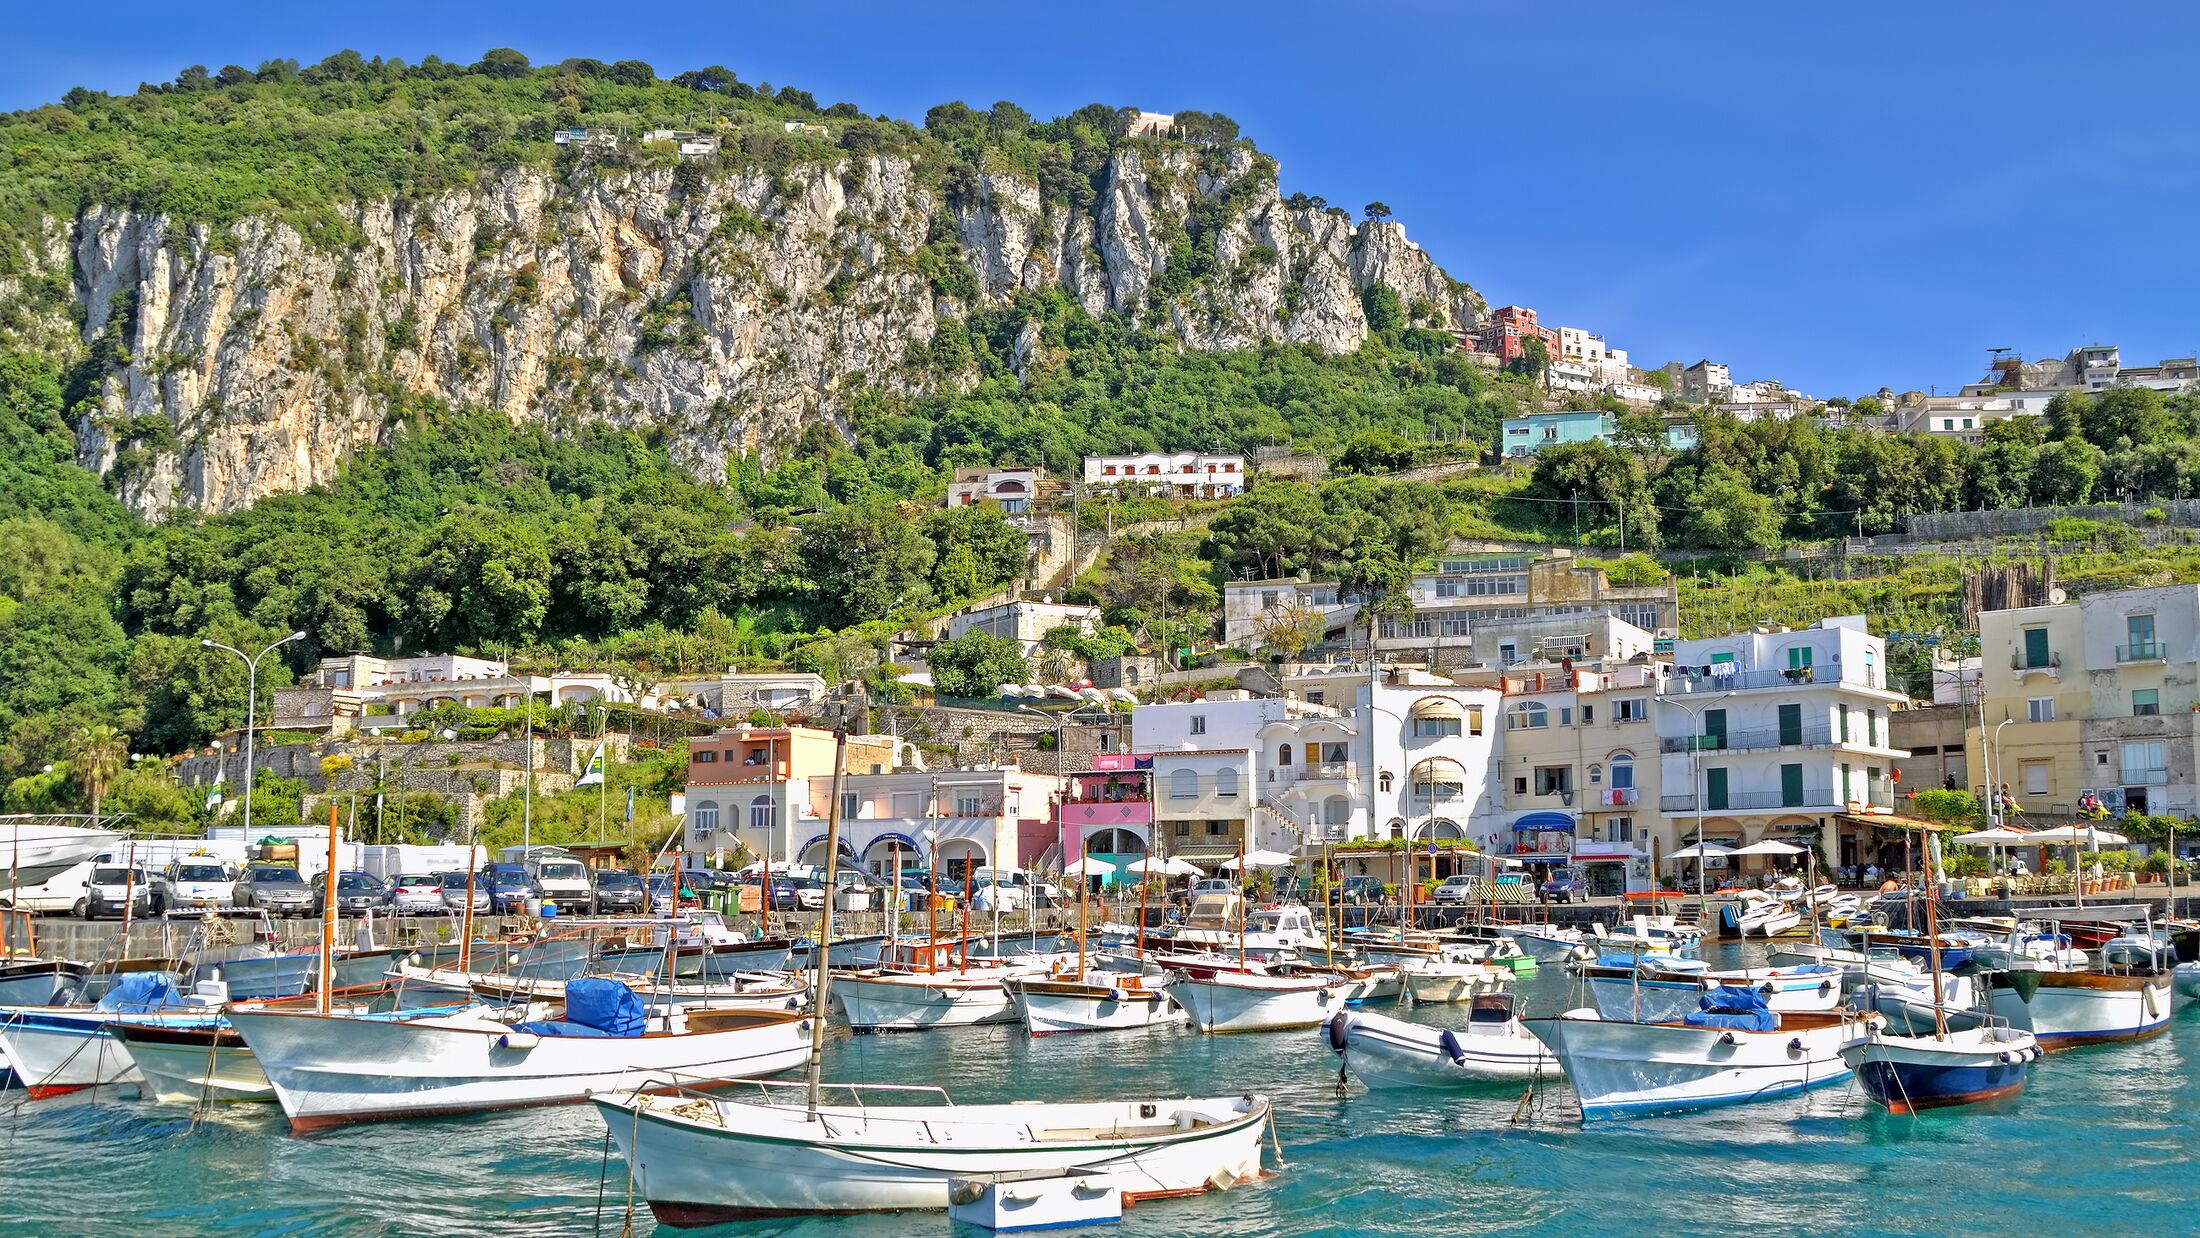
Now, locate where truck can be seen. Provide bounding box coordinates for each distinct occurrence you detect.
[206,827,362,881]
[501,845,597,913]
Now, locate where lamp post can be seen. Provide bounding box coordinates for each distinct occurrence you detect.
[1663,691,1730,923]
[201,631,306,833]
[1988,717,2014,828]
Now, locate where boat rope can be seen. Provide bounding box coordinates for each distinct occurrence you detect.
[620,1099,643,1238]
[1266,1106,1287,1169]
[187,1029,223,1133]
[590,1116,615,1237]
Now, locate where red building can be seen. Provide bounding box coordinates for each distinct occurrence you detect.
[1468,305,1561,366]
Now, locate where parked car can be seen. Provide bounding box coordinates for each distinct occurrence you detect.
[1429,875,1479,904]
[645,873,676,911]
[965,876,1028,913]
[483,864,539,912]
[437,870,492,914]
[80,866,169,920]
[166,858,239,909]
[310,869,389,916]
[385,874,447,915]
[1191,878,1235,897]
[1540,868,1590,904]
[592,869,647,914]
[236,865,314,917]
[766,876,826,912]
[1336,875,1385,905]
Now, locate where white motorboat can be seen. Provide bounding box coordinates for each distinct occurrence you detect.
[2173,961,2200,1000]
[1699,964,1845,1013]
[1326,996,1561,1087]
[389,962,809,1012]
[0,820,117,886]
[1986,966,2173,1048]
[1587,916,1701,955]
[0,973,207,1098]
[593,1084,1270,1220]
[112,1021,274,1103]
[1577,955,1714,1023]
[1859,965,1987,1034]
[1532,987,1880,1120]
[1401,958,1508,1005]
[1162,902,1328,962]
[1007,970,1185,1036]
[229,979,814,1131]
[1170,967,1347,1033]
[832,967,1022,1031]
[1499,923,1594,964]
[0,959,86,1006]
[1764,941,1869,972]
[1729,892,1803,938]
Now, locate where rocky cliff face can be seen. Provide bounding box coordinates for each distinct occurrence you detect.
[9,144,1483,517]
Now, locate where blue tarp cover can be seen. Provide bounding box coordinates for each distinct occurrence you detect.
[96,972,181,1012]
[1682,984,1776,1032]
[560,977,647,1037]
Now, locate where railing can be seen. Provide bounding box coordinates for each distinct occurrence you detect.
[1657,724,1892,754]
[2011,652,2062,672]
[2119,768,2170,786]
[1304,761,1359,781]
[1658,667,1843,695]
[1660,788,1885,812]
[2115,642,2164,663]
[1584,787,1638,807]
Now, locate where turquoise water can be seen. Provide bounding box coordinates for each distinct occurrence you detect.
[4,942,2195,1236]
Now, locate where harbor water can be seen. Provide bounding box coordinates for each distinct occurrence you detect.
[4,939,2195,1236]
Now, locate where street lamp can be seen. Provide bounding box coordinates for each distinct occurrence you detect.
[1988,717,2014,827]
[1662,691,1731,922]
[202,631,307,833]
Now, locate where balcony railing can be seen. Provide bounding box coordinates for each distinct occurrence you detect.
[2119,768,2170,786]
[1660,788,1889,813]
[1658,724,1892,754]
[1659,667,1841,695]
[1305,761,1359,780]
[2011,652,2062,673]
[2116,642,2164,663]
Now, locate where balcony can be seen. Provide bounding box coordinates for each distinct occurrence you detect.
[1306,760,1359,781]
[1059,799,1155,826]
[1571,836,1651,860]
[2011,652,2061,681]
[1658,723,1893,755]
[2116,642,2165,663]
[1659,666,1839,695]
[2120,768,2170,787]
[1660,788,1886,813]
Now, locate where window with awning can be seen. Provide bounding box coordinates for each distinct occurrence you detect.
[1410,696,1465,738]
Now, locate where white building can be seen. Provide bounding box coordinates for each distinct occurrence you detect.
[946,466,1046,516]
[1222,579,1355,650]
[1655,617,1909,872]
[1082,452,1246,499]
[642,129,719,157]
[271,654,627,734]
[942,598,1102,654]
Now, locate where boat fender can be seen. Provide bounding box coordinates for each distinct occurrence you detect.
[496,1032,541,1051]
[1438,1029,1468,1067]
[1997,1051,2012,1064]
[2143,985,2162,1019]
[1759,982,1776,996]
[948,1180,988,1206]
[1787,1037,1804,1054]
[1817,980,1834,995]
[1718,1032,1737,1046]
[1327,1012,1353,1054]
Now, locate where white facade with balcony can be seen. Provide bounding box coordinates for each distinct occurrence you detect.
[1081,452,1246,499]
[1655,617,1909,871]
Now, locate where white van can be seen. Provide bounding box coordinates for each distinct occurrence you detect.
[166,855,241,909]
[510,847,596,913]
[0,859,95,914]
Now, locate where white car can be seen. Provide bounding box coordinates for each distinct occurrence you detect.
[971,881,1028,914]
[166,858,239,909]
[386,874,446,915]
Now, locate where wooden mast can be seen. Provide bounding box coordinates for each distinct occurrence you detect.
[1925,830,1948,1040]
[958,856,974,971]
[318,801,339,1012]
[804,725,850,1119]
[1235,838,1247,969]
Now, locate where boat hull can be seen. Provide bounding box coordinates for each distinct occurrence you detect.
[831,972,1018,1031]
[1010,980,1186,1036]
[114,1024,273,1103]
[1500,927,1591,964]
[229,1007,814,1131]
[598,1093,1269,1220]
[0,961,86,1007]
[1403,966,1506,1006]
[0,1008,218,1098]
[1172,973,1345,1033]
[1842,1028,2038,1113]
[1988,971,2172,1048]
[0,825,117,887]
[1328,1010,1560,1086]
[1533,1008,1876,1120]
[699,942,795,978]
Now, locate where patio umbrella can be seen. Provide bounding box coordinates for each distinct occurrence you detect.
[1954,827,2031,846]
[1123,856,1175,875]
[1666,842,1733,860]
[2023,826,2130,846]
[1062,855,1117,877]
[1220,849,1297,871]
[1728,840,1805,857]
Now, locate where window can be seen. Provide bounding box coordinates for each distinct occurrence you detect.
[1534,766,1572,796]
[750,795,772,831]
[1508,703,1549,730]
[1611,816,1635,842]
[1174,822,1191,837]
[745,747,769,766]
[1868,710,1880,746]
[1206,821,1230,837]
[1703,708,1727,748]
[1581,704,1594,724]
[954,792,985,816]
[2022,762,2049,796]
[2027,697,2055,723]
[1778,703,1803,746]
[1276,744,1292,767]
[2022,627,2051,669]
[1414,716,1462,738]
[1513,776,1528,795]
[1307,691,1324,705]
[1704,768,1729,811]
[1610,755,1635,790]
[1498,643,1517,664]
[694,750,717,763]
[842,792,861,820]
[1467,706,1485,736]
[2127,613,2158,660]
[1788,646,1814,671]
[1216,767,1240,798]
[1170,769,1199,799]
[1780,763,1805,807]
[1559,707,1574,726]
[692,800,720,832]
[1189,715,1207,736]
[2121,741,2166,784]
[1378,771,1394,793]
[1616,698,1646,723]
[2134,689,2160,717]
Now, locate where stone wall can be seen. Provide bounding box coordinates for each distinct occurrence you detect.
[174,733,631,830]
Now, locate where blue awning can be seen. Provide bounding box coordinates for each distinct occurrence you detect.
[1513,812,1576,833]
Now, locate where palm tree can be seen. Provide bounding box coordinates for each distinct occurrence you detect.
[71,724,129,829]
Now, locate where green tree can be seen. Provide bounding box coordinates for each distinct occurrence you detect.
[1363,201,1392,222]
[928,630,1028,699]
[800,499,937,626]
[69,722,128,827]
[1678,465,1781,552]
[1361,285,1406,335]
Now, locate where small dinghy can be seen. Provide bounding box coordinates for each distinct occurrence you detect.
[1170,966,1348,1033]
[1008,969,1185,1036]
[1401,957,1509,1005]
[1326,995,1561,1087]
[0,973,215,1099]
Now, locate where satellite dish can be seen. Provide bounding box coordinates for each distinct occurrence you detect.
[2048,587,2068,604]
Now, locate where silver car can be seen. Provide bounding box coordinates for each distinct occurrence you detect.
[438,870,492,914]
[386,874,447,915]
[236,865,314,917]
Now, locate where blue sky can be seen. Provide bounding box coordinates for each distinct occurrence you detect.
[8,1,2197,397]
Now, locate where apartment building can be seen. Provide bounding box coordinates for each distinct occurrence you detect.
[680,725,901,865]
[946,466,1048,515]
[1655,617,1910,871]
[1371,550,1678,667]
[1221,579,1355,649]
[1473,658,1664,895]
[271,654,627,735]
[1262,669,1504,851]
[1081,452,1247,499]
[941,598,1101,655]
[1971,584,2200,821]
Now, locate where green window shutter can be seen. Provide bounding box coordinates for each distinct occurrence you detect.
[1705,768,1729,811]
[1788,646,1813,670]
[1703,708,1727,749]
[2023,627,2049,669]
[1778,703,1802,746]
[1780,763,1804,807]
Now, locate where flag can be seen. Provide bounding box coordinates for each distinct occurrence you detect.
[574,742,606,788]
[626,786,636,823]
[205,761,226,812]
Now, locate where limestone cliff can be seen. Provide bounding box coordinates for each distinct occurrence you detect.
[10,145,1483,517]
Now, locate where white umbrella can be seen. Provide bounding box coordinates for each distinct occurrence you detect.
[1954,827,2031,846]
[1123,856,1174,875]
[1728,840,1805,857]
[1667,843,1733,860]
[2023,826,2129,846]
[1062,855,1117,877]
[1165,857,1206,877]
[1220,849,1296,871]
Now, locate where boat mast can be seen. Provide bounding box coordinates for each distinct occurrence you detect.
[1324,840,1334,969]
[1136,860,1148,958]
[1076,841,1088,977]
[1806,842,1822,948]
[1236,838,1247,969]
[804,725,850,1120]
[958,856,975,971]
[926,847,938,974]
[1925,830,1947,1041]
[889,843,901,952]
[319,802,339,1013]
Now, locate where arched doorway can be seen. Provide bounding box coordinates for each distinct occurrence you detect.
[932,837,987,879]
[1082,828,1147,889]
[861,832,926,878]
[797,835,858,867]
